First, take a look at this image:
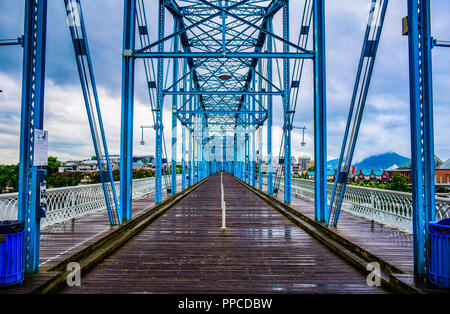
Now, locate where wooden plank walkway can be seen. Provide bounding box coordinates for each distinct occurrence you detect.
[59,173,386,294]
[264,186,414,274]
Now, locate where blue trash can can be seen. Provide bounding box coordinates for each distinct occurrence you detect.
[0,220,25,287]
[428,218,450,289]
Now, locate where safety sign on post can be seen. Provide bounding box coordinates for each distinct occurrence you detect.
[33,129,48,166]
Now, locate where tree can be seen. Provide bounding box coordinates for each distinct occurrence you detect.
[0,165,19,193]
[45,156,60,176]
[387,173,411,192]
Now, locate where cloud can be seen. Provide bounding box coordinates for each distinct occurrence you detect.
[0,0,449,165]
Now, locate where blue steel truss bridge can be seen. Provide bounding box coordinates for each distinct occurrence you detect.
[0,0,449,295]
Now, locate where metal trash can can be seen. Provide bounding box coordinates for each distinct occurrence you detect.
[0,220,25,286]
[429,218,450,289]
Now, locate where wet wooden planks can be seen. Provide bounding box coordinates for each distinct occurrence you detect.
[38,188,176,269]
[60,173,386,294]
[266,187,414,274]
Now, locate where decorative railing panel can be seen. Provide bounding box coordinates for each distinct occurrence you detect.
[262,175,450,233]
[0,176,183,229]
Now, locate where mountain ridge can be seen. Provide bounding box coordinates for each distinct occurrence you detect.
[326,152,411,171]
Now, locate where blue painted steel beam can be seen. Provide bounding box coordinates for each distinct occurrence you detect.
[120,0,136,220]
[327,0,388,228]
[133,52,314,58]
[171,19,179,195]
[0,37,23,46]
[407,0,436,281]
[313,0,327,222]
[267,17,273,196]
[283,0,291,204]
[155,0,165,203]
[164,91,283,96]
[65,0,121,226]
[18,0,48,274]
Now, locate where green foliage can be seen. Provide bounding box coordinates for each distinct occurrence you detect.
[47,171,85,188]
[367,181,377,188]
[386,173,411,192]
[133,168,155,179]
[0,164,19,193]
[45,156,60,177]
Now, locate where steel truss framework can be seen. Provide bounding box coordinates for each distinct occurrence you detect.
[5,0,444,283]
[121,0,326,215]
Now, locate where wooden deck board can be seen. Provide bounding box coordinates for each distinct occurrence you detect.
[38,187,176,269]
[60,173,386,294]
[265,186,414,274]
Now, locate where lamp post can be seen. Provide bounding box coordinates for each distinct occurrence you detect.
[139,125,154,145]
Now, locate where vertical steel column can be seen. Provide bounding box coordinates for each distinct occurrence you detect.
[181,123,186,190]
[224,133,227,172]
[201,115,206,179]
[245,112,249,183]
[193,114,197,184]
[188,78,193,187]
[171,20,179,195]
[251,83,256,186]
[313,0,327,222]
[407,0,436,280]
[18,0,48,273]
[155,0,165,203]
[258,62,263,190]
[267,18,274,195]
[233,130,239,177]
[181,60,187,190]
[120,0,136,219]
[283,0,292,204]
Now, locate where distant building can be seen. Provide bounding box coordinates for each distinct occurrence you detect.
[133,155,155,165]
[78,160,100,172]
[298,156,311,171]
[356,170,389,183]
[305,170,336,181]
[58,160,82,172]
[436,159,450,184]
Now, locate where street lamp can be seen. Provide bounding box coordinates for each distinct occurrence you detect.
[139,125,154,145]
[293,126,307,146]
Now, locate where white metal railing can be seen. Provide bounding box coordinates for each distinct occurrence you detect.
[0,175,182,229]
[262,175,450,233]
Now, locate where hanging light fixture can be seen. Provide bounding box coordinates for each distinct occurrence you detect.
[218,68,232,80]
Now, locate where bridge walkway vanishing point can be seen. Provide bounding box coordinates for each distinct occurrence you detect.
[58,173,386,294]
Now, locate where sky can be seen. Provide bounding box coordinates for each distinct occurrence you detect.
[0,0,449,165]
